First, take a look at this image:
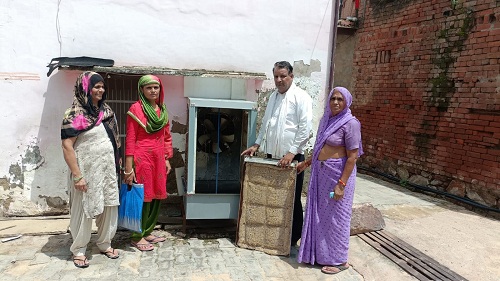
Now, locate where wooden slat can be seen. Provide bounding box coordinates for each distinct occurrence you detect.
[358,233,430,281]
[379,231,468,281]
[364,232,443,280]
[369,231,449,280]
[372,231,447,280]
[359,231,468,281]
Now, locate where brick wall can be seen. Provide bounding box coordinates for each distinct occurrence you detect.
[351,0,499,208]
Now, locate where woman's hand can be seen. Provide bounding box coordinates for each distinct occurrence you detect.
[166,159,172,174]
[74,178,88,192]
[296,161,307,174]
[296,158,312,174]
[123,155,135,185]
[333,184,345,200]
[123,169,135,185]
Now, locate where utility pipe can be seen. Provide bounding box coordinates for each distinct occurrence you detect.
[358,166,500,214]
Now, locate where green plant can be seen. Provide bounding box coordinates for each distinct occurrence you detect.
[428,4,474,111]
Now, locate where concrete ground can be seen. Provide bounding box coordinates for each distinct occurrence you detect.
[0,173,499,280]
[350,174,500,281]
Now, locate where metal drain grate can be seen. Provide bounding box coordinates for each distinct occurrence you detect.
[358,230,468,281]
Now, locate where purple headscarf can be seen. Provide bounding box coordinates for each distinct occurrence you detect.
[312,87,363,161]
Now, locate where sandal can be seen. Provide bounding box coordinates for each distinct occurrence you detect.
[100,247,119,259]
[321,264,349,274]
[72,256,89,268]
[131,240,154,252]
[144,234,166,244]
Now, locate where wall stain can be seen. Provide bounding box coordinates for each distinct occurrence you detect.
[0,177,8,191]
[8,163,23,189]
[2,142,46,216]
[293,60,321,77]
[166,148,186,194]
[0,197,13,217]
[38,195,67,208]
[171,119,188,134]
[22,144,45,171]
[170,148,185,169]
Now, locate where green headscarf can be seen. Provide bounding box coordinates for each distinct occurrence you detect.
[129,75,169,133]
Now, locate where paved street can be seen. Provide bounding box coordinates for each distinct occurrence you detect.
[0,229,362,281]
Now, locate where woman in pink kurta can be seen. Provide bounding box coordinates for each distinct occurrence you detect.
[124,75,173,251]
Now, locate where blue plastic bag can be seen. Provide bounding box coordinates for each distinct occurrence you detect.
[118,183,144,233]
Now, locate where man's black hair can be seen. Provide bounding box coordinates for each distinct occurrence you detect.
[273,61,293,74]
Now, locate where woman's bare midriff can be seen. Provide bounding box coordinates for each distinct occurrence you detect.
[317,144,347,160]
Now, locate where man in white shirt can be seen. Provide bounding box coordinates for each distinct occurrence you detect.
[241,61,313,246]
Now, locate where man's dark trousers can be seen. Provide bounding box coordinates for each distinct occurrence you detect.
[291,153,305,246]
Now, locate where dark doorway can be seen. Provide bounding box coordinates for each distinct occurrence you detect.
[100,73,141,159]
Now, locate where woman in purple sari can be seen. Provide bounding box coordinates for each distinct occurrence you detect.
[296,87,363,274]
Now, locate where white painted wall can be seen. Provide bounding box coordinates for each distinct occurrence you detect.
[0,0,333,215]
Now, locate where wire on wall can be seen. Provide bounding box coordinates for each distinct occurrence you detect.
[56,0,63,56]
[309,0,332,63]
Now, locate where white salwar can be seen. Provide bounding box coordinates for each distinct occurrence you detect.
[68,123,119,257]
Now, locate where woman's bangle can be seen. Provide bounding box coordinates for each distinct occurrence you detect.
[338,179,347,187]
[73,175,84,182]
[124,169,134,175]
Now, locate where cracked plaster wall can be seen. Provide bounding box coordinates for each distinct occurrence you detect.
[0,0,333,216]
[1,140,68,217]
